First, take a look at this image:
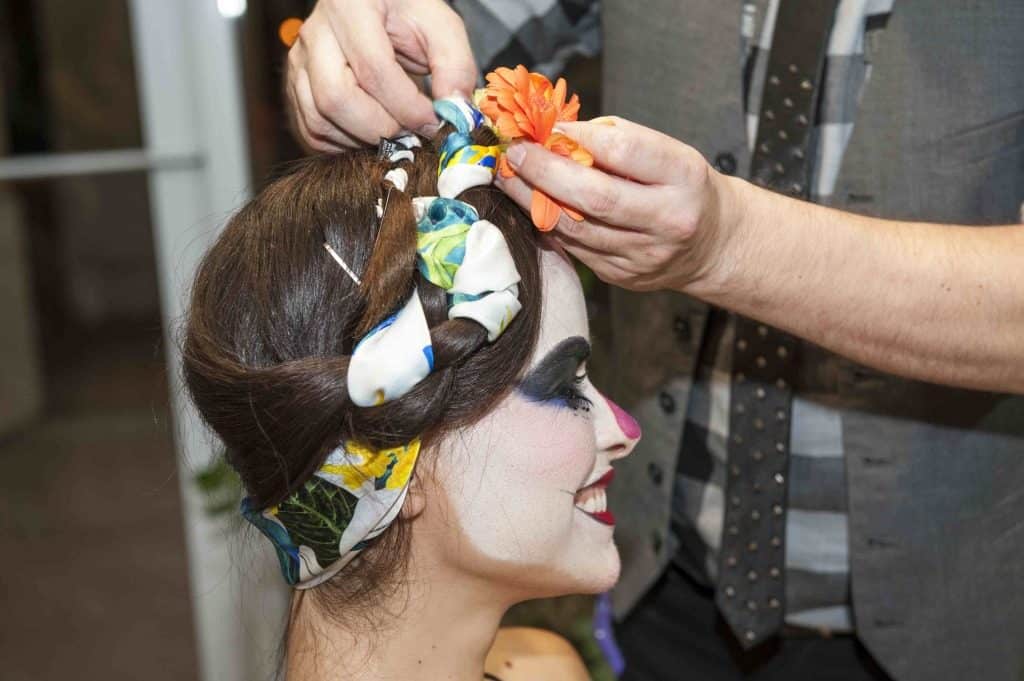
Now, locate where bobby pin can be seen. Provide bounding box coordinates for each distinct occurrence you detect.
[323,243,362,286]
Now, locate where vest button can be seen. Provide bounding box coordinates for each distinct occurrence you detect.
[659,391,676,413]
[714,152,738,175]
[651,530,664,554]
[647,462,664,486]
[673,315,692,343]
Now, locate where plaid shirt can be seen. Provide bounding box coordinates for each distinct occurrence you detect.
[453,0,894,633]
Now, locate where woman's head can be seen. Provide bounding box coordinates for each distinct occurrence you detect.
[416,247,640,601]
[182,111,638,620]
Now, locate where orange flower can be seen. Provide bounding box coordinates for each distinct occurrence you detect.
[477,66,593,231]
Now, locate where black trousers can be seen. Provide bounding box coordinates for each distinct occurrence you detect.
[615,568,893,681]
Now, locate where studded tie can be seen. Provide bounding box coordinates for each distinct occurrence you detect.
[715,0,840,649]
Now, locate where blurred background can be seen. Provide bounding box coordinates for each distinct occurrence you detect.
[0,1,605,679]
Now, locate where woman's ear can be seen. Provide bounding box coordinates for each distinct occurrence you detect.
[401,472,427,519]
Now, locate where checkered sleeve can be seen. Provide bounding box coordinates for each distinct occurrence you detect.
[449,0,601,80]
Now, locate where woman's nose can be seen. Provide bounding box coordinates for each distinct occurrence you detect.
[596,393,641,461]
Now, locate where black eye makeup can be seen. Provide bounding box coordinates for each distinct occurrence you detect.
[517,336,594,412]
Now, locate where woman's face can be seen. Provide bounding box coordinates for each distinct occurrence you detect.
[417,248,641,599]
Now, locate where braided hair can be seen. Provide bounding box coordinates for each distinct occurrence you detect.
[181,124,542,618]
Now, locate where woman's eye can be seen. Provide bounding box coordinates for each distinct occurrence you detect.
[562,374,593,412]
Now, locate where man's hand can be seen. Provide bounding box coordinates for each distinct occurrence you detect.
[496,117,739,292]
[286,0,478,151]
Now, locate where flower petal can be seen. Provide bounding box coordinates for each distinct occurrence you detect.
[570,146,594,166]
[498,154,516,178]
[560,204,585,222]
[531,190,562,232]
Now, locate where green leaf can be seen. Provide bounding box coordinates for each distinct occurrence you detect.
[275,478,360,568]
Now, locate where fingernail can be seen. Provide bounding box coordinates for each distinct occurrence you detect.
[506,143,526,168]
[417,120,441,137]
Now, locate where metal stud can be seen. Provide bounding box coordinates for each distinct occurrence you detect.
[725,585,736,598]
[783,97,794,108]
[771,536,782,548]
[752,449,764,462]
[788,63,799,74]
[730,464,741,477]
[774,473,785,485]
[774,161,785,174]
[726,555,738,568]
[750,509,761,521]
[770,567,781,578]
[776,409,786,422]
[777,346,788,358]
[737,338,748,351]
[769,597,781,609]
[748,541,759,552]
[754,418,765,431]
[731,495,742,508]
[756,387,767,400]
[745,630,756,642]
[747,570,759,582]
[764,109,776,121]
[759,142,772,155]
[775,378,787,390]
[756,356,767,369]
[792,147,805,161]
[747,600,758,611]
[769,74,781,86]
[734,433,744,444]
[796,114,809,127]
[736,372,747,384]
[728,525,739,536]
[791,182,803,194]
[778,129,789,140]
[800,78,813,90]
[736,403,747,415]
[776,442,786,453]
[757,325,769,337]
[773,504,783,516]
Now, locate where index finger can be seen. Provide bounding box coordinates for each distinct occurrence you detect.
[554,117,705,186]
[328,3,437,131]
[504,142,667,231]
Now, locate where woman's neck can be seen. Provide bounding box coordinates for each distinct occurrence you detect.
[286,563,509,681]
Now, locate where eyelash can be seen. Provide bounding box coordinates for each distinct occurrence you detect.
[561,373,593,412]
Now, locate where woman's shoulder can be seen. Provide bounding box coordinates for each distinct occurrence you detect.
[484,627,590,681]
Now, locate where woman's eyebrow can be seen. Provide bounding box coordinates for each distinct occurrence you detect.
[518,336,592,399]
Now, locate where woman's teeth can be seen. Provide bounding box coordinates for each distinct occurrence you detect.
[574,486,607,514]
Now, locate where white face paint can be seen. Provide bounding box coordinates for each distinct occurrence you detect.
[417,248,640,600]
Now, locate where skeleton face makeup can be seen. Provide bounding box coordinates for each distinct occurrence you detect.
[416,248,640,600]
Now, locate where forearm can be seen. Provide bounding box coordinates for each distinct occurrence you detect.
[691,174,1024,393]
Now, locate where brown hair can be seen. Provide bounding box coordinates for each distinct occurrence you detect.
[181,126,542,621]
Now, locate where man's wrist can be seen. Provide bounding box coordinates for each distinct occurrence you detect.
[683,171,752,300]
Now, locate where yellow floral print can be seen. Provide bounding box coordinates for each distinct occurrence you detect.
[387,439,421,490]
[319,439,421,492]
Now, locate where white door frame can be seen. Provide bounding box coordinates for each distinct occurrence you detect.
[0,4,290,675]
[127,2,287,679]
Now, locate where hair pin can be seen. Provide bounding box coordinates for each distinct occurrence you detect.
[323,243,362,286]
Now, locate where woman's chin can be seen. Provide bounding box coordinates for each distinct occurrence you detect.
[562,544,622,596]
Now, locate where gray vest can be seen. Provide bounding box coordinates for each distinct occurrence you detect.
[600,3,1024,680]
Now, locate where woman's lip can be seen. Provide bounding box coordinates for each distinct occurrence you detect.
[585,509,616,526]
[578,468,615,493]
